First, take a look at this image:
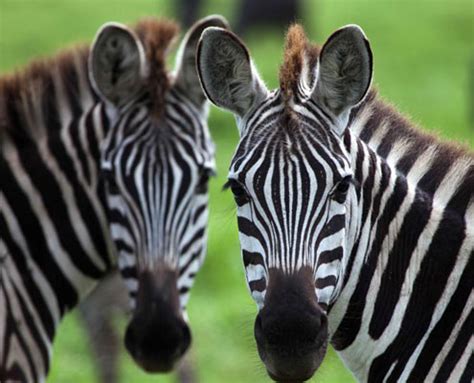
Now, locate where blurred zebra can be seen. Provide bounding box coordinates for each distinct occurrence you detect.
[197,24,474,382]
[0,15,228,382]
[78,271,197,383]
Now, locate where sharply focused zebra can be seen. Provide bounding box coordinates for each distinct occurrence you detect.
[0,15,229,382]
[197,24,474,382]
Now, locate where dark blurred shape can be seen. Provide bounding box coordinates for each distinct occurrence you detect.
[78,271,197,383]
[176,0,301,36]
[78,272,126,383]
[177,0,202,28]
[235,0,301,36]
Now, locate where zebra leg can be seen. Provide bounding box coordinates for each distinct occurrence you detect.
[78,271,128,383]
[175,351,198,383]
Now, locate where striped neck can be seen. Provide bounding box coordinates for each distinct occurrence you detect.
[327,95,473,381]
[1,48,117,308]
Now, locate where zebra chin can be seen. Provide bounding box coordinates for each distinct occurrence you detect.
[124,268,191,373]
[254,267,329,382]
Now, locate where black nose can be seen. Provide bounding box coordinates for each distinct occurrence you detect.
[254,267,329,382]
[255,306,327,382]
[255,303,326,358]
[125,313,191,373]
[256,305,324,347]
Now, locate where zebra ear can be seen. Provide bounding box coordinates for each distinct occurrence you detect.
[312,25,373,133]
[89,22,147,107]
[197,27,267,118]
[174,15,230,107]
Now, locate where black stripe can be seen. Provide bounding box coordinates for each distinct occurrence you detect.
[332,176,408,351]
[41,135,105,278]
[1,163,77,312]
[459,352,474,383]
[2,280,37,380]
[433,308,474,383]
[237,216,270,256]
[179,286,190,295]
[179,250,200,275]
[12,282,50,376]
[120,266,137,280]
[249,278,266,292]
[369,189,433,339]
[316,275,337,289]
[318,247,343,265]
[369,179,470,382]
[60,60,82,119]
[0,214,55,340]
[408,253,473,381]
[180,228,205,256]
[243,250,265,267]
[69,116,91,184]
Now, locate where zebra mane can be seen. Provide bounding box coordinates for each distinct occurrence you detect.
[350,89,474,199]
[278,25,473,198]
[0,18,179,140]
[133,18,179,118]
[0,45,92,140]
[279,24,319,103]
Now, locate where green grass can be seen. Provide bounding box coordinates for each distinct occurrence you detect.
[1,0,472,382]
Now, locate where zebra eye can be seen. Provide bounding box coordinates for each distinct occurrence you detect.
[332,176,352,202]
[102,170,120,194]
[195,168,213,194]
[225,179,250,206]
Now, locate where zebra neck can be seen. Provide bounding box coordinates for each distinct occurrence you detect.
[327,98,473,380]
[326,130,428,377]
[1,51,116,307]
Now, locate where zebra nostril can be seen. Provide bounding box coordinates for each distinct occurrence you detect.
[179,322,191,355]
[254,313,265,344]
[320,313,327,327]
[124,323,137,357]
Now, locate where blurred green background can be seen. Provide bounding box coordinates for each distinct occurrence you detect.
[1,0,472,382]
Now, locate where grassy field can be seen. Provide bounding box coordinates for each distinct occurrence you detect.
[1,0,472,382]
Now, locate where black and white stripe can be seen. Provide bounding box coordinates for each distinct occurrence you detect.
[197,24,473,382]
[0,16,223,382]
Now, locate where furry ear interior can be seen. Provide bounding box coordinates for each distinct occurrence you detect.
[89,22,147,106]
[197,27,267,118]
[174,15,230,107]
[312,25,373,131]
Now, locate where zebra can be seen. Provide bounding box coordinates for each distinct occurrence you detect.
[0,15,229,382]
[77,270,197,383]
[196,24,474,382]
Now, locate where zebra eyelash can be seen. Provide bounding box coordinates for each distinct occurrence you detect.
[329,176,359,202]
[201,167,217,178]
[344,176,360,190]
[222,180,232,191]
[222,179,244,191]
[223,179,250,206]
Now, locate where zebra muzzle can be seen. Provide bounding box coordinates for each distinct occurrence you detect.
[254,267,329,382]
[124,268,191,373]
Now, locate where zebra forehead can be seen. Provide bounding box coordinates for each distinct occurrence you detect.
[242,109,342,156]
[279,24,319,102]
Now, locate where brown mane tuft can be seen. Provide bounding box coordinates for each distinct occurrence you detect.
[133,18,180,118]
[0,17,180,139]
[279,24,319,102]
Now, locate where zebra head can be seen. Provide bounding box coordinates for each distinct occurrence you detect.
[88,16,228,373]
[197,25,372,380]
